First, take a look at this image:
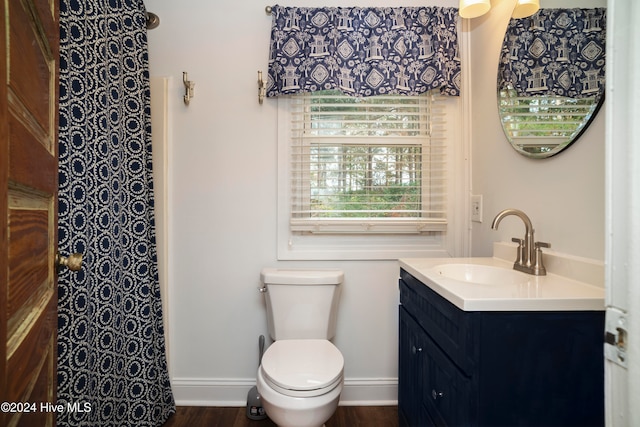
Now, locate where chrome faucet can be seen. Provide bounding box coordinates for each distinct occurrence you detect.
[491,209,549,276]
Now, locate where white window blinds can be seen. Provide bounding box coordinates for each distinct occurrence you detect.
[287,90,447,234]
[498,87,599,154]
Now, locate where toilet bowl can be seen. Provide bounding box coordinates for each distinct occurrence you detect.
[257,268,344,427]
[256,339,344,427]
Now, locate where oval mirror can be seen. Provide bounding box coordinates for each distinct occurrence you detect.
[497,2,606,158]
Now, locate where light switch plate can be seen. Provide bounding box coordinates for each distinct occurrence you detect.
[471,195,483,223]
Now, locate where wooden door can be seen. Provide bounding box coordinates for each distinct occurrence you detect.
[1,1,60,426]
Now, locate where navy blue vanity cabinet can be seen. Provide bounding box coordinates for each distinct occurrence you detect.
[398,268,605,427]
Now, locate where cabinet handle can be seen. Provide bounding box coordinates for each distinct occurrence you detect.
[431,389,444,400]
[412,346,423,354]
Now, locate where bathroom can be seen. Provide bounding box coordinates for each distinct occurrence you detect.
[146,0,629,422]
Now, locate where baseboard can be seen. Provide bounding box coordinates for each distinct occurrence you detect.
[171,377,398,407]
[337,378,398,406]
[171,378,255,406]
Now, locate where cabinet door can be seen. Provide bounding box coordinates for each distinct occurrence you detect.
[400,270,476,375]
[422,323,472,427]
[399,308,431,427]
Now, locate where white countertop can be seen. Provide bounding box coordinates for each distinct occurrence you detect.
[399,257,605,311]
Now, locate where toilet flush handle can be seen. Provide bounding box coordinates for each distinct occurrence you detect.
[258,286,268,293]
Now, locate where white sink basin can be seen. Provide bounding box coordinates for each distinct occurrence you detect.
[432,263,529,285]
[399,256,605,311]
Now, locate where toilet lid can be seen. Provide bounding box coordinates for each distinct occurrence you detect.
[261,339,344,392]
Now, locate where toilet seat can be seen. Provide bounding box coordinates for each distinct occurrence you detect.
[260,339,344,398]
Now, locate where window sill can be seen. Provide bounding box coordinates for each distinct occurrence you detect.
[277,230,453,261]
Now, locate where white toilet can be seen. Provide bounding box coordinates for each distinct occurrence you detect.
[256,268,345,427]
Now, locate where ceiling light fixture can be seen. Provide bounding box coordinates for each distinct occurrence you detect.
[512,0,540,18]
[459,0,491,19]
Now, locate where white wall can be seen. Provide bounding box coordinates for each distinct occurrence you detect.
[144,0,606,405]
[469,0,606,260]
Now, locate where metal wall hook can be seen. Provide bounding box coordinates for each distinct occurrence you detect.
[258,71,266,105]
[183,72,195,105]
[145,12,160,29]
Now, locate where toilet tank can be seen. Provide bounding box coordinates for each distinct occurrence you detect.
[260,268,343,341]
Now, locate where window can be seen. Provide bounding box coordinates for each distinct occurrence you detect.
[277,91,465,260]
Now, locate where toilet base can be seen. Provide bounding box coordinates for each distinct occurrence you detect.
[257,368,342,427]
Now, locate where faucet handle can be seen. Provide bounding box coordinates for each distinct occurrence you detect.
[511,238,524,266]
[532,242,550,276]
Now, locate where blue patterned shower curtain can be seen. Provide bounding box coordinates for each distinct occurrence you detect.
[57,0,175,426]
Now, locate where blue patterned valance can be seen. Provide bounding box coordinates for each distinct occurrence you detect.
[498,8,606,99]
[267,6,460,97]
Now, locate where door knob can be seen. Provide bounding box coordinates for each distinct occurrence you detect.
[56,253,83,271]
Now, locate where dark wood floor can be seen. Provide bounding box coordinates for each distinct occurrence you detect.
[163,405,399,427]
